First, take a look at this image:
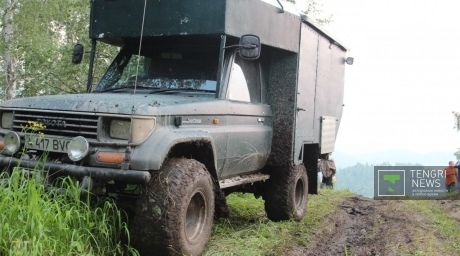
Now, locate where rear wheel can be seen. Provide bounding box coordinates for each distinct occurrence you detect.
[263,164,308,221]
[131,158,215,255]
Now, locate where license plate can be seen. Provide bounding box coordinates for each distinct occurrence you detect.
[24,135,71,153]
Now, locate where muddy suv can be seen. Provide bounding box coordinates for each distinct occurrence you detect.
[0,0,351,255]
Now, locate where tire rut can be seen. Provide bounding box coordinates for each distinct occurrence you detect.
[287,196,433,256]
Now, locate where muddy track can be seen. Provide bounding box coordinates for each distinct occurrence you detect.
[438,199,460,223]
[286,196,433,256]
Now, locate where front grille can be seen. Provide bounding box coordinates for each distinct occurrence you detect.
[12,110,99,139]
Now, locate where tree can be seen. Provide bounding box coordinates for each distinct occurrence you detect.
[283,0,333,25]
[454,148,460,161]
[0,0,115,101]
[451,112,460,161]
[453,111,460,131]
[2,0,18,101]
[303,0,333,25]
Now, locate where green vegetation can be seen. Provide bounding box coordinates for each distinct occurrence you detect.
[405,200,460,255]
[3,171,460,256]
[206,189,354,255]
[0,169,136,256]
[0,165,353,256]
[0,169,354,256]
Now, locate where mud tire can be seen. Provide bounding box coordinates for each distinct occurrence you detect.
[263,164,308,221]
[131,158,215,256]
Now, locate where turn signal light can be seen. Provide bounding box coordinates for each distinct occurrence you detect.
[96,152,125,164]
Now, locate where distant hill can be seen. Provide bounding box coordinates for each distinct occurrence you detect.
[334,149,454,169]
[335,163,374,197]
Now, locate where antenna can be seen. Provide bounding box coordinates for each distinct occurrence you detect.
[127,0,148,158]
[276,0,284,13]
[133,0,148,96]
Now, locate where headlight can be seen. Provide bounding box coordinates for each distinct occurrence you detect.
[1,112,13,129]
[67,136,89,161]
[109,119,131,140]
[109,117,156,143]
[131,117,156,144]
[3,131,21,155]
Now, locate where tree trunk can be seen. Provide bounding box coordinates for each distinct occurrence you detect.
[3,0,17,100]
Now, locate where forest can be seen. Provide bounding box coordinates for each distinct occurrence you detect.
[0,0,116,101]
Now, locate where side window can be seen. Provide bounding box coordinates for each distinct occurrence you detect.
[227,53,261,103]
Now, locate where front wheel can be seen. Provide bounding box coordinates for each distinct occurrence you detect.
[131,158,215,255]
[263,164,309,221]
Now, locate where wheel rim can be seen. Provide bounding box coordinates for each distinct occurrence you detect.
[294,178,305,210]
[185,189,207,242]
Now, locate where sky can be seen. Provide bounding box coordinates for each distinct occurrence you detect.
[296,0,460,155]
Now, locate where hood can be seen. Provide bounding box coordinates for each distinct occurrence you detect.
[1,93,221,115]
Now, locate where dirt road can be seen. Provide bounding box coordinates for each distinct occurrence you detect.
[287,195,458,256]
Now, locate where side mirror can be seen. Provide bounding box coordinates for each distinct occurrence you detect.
[345,57,354,65]
[239,35,261,60]
[72,44,84,64]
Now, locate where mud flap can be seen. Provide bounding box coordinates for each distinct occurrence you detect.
[303,144,319,194]
[307,168,318,194]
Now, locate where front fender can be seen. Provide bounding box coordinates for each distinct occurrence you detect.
[130,126,218,171]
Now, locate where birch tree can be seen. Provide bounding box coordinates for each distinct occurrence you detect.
[2,0,18,101]
[0,0,115,100]
[14,0,94,97]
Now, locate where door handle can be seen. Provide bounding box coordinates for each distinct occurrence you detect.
[257,118,264,124]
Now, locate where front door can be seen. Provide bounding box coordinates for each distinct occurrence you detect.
[220,51,272,178]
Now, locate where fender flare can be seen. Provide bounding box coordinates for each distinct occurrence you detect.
[131,127,218,173]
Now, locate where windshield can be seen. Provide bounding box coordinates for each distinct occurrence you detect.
[95,46,219,93]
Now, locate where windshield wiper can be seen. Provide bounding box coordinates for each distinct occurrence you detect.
[95,85,159,93]
[149,88,215,94]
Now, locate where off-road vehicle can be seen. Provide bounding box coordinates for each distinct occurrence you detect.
[0,0,352,254]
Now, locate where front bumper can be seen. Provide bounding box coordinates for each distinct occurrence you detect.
[0,156,151,184]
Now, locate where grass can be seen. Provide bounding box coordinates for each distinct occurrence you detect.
[404,199,460,255]
[0,169,137,256]
[0,160,353,256]
[4,168,459,256]
[205,188,354,255]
